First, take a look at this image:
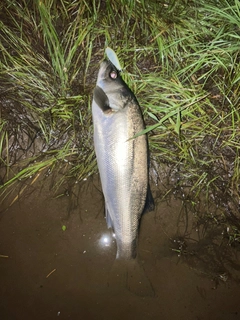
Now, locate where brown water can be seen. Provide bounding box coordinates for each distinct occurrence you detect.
[0,174,240,320]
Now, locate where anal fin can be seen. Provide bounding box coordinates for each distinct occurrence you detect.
[105,206,114,229]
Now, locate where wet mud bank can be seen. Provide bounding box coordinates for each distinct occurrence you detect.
[0,174,240,320]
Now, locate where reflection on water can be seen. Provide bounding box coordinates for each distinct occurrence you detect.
[99,232,115,248]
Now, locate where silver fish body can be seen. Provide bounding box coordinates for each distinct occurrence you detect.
[92,60,152,259]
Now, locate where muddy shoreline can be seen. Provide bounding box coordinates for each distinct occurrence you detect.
[1,174,240,319]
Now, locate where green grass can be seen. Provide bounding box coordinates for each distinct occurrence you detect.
[0,0,239,243]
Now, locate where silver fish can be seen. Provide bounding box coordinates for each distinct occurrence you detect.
[92,59,153,260]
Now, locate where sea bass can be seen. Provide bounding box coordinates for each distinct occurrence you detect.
[92,58,153,260]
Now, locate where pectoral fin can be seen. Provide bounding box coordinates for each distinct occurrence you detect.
[93,86,112,114]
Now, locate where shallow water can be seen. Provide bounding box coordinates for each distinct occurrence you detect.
[0,174,240,320]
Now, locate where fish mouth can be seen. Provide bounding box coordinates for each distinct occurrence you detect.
[97,59,119,83]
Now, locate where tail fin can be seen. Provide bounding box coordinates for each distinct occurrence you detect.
[108,259,155,297]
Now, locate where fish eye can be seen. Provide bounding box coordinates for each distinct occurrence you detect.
[109,70,118,79]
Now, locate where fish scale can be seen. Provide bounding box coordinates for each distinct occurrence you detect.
[92,59,152,259]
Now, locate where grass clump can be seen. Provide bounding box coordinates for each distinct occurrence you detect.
[0,0,239,247]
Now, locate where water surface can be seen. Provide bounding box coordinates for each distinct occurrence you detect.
[0,174,240,320]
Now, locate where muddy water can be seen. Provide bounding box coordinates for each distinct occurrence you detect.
[0,174,240,320]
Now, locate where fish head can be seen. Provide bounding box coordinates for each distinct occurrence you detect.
[95,60,134,112]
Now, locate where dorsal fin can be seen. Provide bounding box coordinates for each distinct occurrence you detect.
[93,86,112,113]
[143,184,155,214]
